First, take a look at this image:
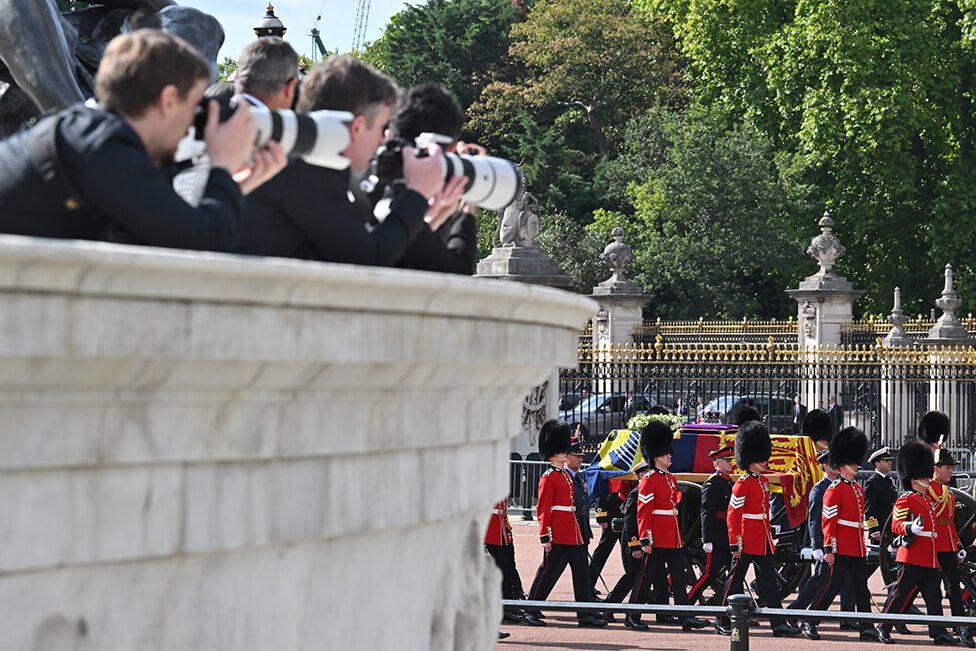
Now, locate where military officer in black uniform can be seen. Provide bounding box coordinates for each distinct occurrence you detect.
[864,447,896,553]
[604,461,650,611]
[590,468,627,594]
[687,443,735,604]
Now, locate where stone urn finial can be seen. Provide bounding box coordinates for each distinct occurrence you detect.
[936,263,962,315]
[883,287,912,347]
[806,211,846,276]
[924,263,970,344]
[600,224,635,283]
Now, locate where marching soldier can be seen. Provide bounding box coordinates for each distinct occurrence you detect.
[863,446,911,635]
[590,467,630,595]
[687,443,735,604]
[875,441,959,645]
[801,427,882,642]
[484,499,527,624]
[603,461,649,608]
[803,408,834,454]
[930,448,974,647]
[864,447,897,547]
[626,420,708,631]
[787,451,839,618]
[717,421,800,637]
[523,419,606,628]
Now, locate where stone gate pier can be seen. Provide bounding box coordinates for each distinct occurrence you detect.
[0,235,596,651]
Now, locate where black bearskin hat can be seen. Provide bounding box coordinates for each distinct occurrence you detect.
[640,420,674,460]
[918,411,950,446]
[897,440,935,491]
[828,426,868,470]
[735,421,772,469]
[539,419,572,460]
[727,403,762,427]
[803,409,833,444]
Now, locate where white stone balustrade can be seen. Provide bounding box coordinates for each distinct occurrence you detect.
[0,235,596,651]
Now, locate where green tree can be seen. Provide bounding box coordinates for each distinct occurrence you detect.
[639,0,976,314]
[478,0,688,159]
[361,0,523,111]
[216,56,237,82]
[591,104,807,319]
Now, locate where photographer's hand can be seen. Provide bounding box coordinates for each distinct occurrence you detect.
[402,144,446,199]
[205,100,256,174]
[233,141,287,195]
[424,175,467,230]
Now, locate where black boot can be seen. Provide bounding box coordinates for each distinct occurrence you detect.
[959,627,976,649]
[875,626,893,644]
[801,621,820,640]
[624,615,649,631]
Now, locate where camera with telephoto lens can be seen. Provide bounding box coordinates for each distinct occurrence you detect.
[193,95,354,170]
[370,136,522,211]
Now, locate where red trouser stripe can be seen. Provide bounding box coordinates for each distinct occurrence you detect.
[688,552,713,601]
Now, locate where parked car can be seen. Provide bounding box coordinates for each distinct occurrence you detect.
[559,392,657,442]
[702,394,795,434]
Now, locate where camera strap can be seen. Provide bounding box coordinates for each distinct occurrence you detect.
[29,114,87,213]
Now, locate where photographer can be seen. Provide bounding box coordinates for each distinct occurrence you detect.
[369,83,479,275]
[0,29,285,251]
[175,37,297,206]
[235,56,462,266]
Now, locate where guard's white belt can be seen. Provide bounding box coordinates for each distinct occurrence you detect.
[652,509,678,516]
[742,513,768,520]
[552,505,576,512]
[838,519,864,528]
[491,509,501,515]
[916,531,935,538]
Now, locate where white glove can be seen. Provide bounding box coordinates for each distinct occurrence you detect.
[812,549,825,562]
[910,516,924,535]
[771,524,782,535]
[959,548,968,561]
[799,547,814,560]
[703,542,713,554]
[887,544,898,553]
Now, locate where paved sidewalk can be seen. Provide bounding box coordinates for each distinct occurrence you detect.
[496,518,949,650]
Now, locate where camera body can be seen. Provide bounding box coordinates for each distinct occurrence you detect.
[193,95,354,170]
[371,138,522,211]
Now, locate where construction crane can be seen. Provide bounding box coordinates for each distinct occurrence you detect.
[308,17,327,60]
[307,1,328,61]
[352,0,371,52]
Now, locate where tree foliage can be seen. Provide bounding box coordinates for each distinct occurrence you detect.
[591,104,807,319]
[361,0,523,111]
[474,0,688,159]
[639,0,976,315]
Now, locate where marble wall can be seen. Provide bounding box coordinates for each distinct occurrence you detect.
[0,236,596,650]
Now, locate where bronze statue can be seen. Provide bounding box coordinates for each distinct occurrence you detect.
[0,0,223,136]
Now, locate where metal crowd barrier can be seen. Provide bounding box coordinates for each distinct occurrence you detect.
[504,596,976,650]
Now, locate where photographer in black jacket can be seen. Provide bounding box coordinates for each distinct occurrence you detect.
[0,29,285,251]
[374,83,480,274]
[236,56,464,266]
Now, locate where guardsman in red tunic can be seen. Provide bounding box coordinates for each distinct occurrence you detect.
[717,421,800,638]
[802,427,882,642]
[687,443,735,604]
[930,448,975,647]
[523,419,606,628]
[876,440,959,645]
[625,420,707,632]
[484,499,527,623]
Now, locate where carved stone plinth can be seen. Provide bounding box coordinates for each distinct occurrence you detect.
[786,213,865,350]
